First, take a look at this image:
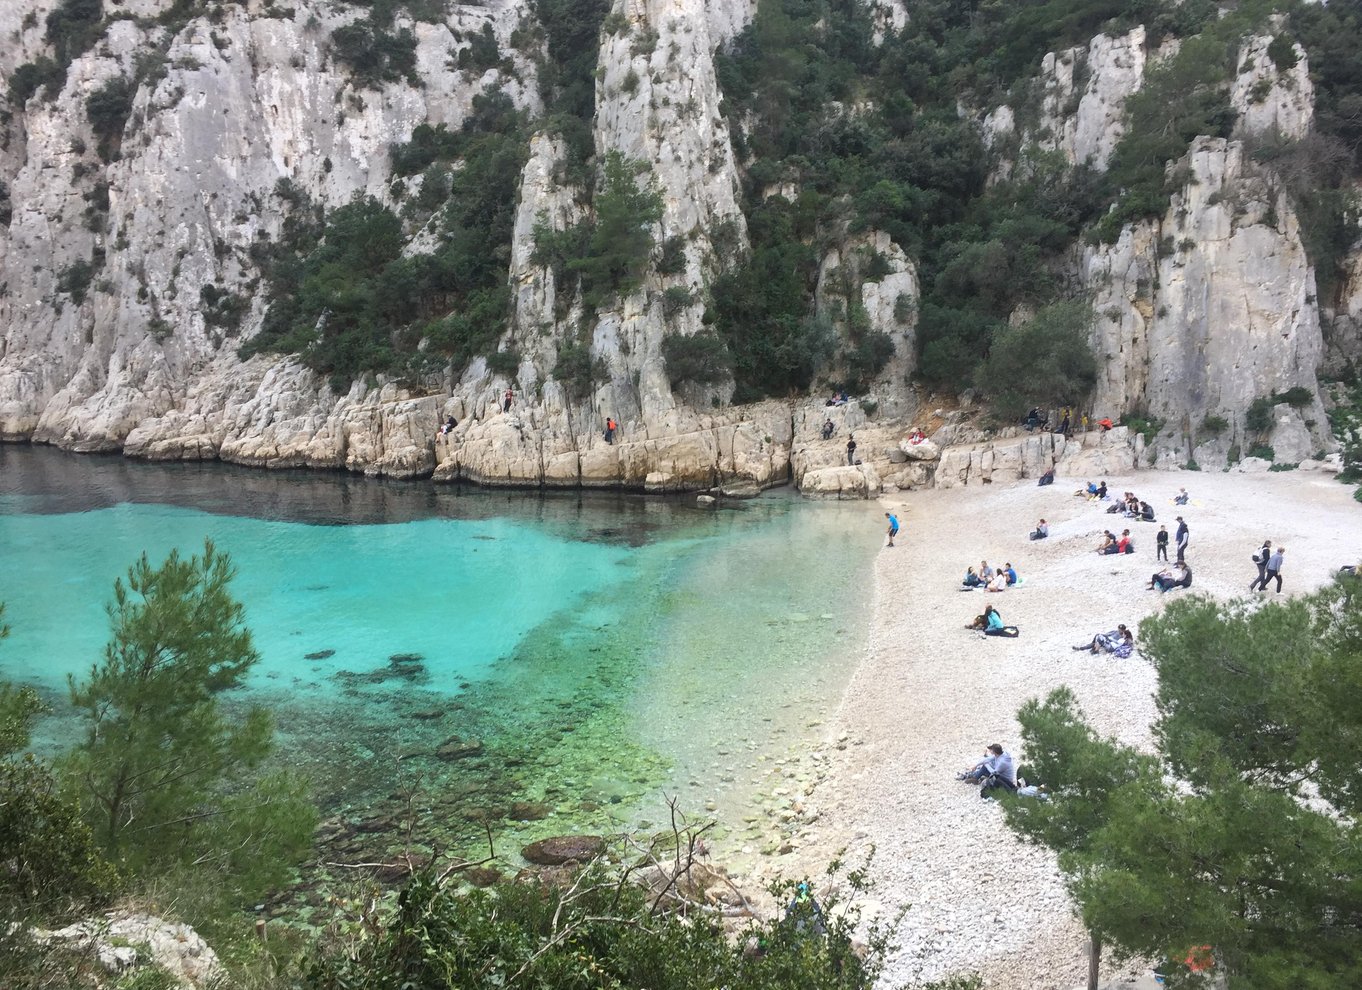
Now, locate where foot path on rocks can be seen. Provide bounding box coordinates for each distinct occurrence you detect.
[757,469,1362,990]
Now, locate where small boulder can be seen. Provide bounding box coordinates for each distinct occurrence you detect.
[435,736,484,760]
[464,866,502,888]
[304,649,336,660]
[1237,456,1272,473]
[508,801,551,821]
[521,834,606,866]
[389,653,424,664]
[696,494,717,506]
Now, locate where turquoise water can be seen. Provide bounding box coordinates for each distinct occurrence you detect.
[0,445,874,897]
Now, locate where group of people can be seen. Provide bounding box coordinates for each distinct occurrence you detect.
[1148,561,1193,592]
[1073,624,1136,657]
[1250,540,1286,592]
[1095,529,1135,555]
[961,559,1019,592]
[1107,490,1156,522]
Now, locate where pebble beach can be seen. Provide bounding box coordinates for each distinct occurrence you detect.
[746,468,1362,989]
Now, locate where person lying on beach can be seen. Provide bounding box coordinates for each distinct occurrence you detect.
[1150,562,1192,591]
[1030,519,1049,540]
[1073,624,1134,657]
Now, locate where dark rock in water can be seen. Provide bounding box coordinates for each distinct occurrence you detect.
[389,653,424,664]
[464,867,502,888]
[387,658,427,680]
[508,801,550,821]
[514,864,580,888]
[304,649,336,660]
[521,835,606,866]
[353,814,397,835]
[435,736,484,760]
[409,708,445,721]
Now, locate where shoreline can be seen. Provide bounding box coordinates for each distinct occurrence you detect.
[751,469,1362,989]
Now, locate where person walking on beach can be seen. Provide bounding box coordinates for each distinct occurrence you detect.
[1175,516,1189,563]
[1259,546,1285,593]
[1156,524,1169,561]
[885,512,899,548]
[847,435,857,465]
[1249,539,1273,590]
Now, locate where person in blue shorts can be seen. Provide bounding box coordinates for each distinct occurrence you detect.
[884,512,899,547]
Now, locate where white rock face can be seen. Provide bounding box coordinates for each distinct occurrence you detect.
[1231,33,1313,140]
[864,0,908,46]
[1083,137,1329,466]
[1027,27,1147,171]
[36,913,223,988]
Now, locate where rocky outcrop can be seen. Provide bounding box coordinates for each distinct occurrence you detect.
[1083,137,1329,467]
[1231,33,1313,141]
[35,913,223,989]
[984,27,1147,173]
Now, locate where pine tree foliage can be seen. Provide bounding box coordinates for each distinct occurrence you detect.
[1002,579,1362,988]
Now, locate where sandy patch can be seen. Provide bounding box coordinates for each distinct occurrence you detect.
[753,468,1362,989]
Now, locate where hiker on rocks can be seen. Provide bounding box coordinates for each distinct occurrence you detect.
[1025,408,1041,432]
[1259,546,1286,593]
[438,415,456,437]
[821,418,834,440]
[957,743,1018,794]
[1058,410,1070,436]
[1175,516,1189,562]
[1098,416,1114,431]
[604,417,617,444]
[846,435,857,465]
[1156,525,1169,562]
[503,388,514,413]
[1249,540,1273,590]
[1073,624,1134,658]
[1030,519,1049,540]
[885,512,899,548]
[1174,487,1190,505]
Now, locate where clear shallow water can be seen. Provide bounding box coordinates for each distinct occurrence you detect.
[0,445,873,893]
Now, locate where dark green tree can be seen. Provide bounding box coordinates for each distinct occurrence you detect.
[976,301,1097,421]
[64,542,314,897]
[1002,580,1362,988]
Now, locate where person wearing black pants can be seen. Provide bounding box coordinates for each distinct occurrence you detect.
[1249,540,1273,591]
[1156,525,1168,562]
[1175,516,1189,562]
[846,435,857,465]
[1261,547,1285,592]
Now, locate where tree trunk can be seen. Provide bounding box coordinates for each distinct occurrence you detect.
[1087,933,1101,990]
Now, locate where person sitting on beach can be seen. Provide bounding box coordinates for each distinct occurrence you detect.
[1139,500,1155,522]
[1114,529,1133,554]
[1073,624,1135,657]
[1030,519,1049,540]
[956,743,1018,794]
[1174,487,1190,505]
[1037,468,1054,486]
[1097,480,1108,500]
[986,570,1009,592]
[1147,566,1175,592]
[1004,562,1018,585]
[1169,561,1192,590]
[962,566,983,589]
[1096,531,1116,554]
[1079,480,1099,498]
[1106,499,1125,515]
[979,560,995,582]
[821,419,834,440]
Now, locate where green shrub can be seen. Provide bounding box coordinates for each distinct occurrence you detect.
[661,331,730,387]
[486,349,520,376]
[85,75,134,161]
[977,301,1097,422]
[45,0,103,65]
[56,259,95,304]
[1201,414,1229,434]
[1267,32,1299,72]
[331,18,418,87]
[9,57,65,103]
[1183,459,1200,471]
[661,285,695,321]
[553,341,604,399]
[1245,396,1276,435]
[1274,385,1314,407]
[1248,444,1276,461]
[1269,462,1298,471]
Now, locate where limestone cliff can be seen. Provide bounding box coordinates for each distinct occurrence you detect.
[0,3,1354,492]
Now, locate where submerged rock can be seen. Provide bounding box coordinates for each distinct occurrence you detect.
[508,801,551,821]
[435,736,484,761]
[389,653,425,663]
[464,866,503,887]
[304,649,336,660]
[521,835,607,866]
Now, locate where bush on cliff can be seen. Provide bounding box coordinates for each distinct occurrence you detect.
[976,301,1097,421]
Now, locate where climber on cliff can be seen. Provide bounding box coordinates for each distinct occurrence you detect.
[821,418,834,440]
[847,435,857,465]
[503,387,514,414]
